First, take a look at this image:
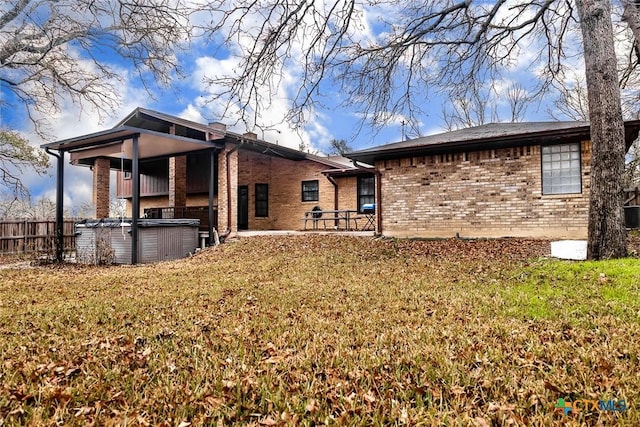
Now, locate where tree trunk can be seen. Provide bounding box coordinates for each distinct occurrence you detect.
[576,0,627,259]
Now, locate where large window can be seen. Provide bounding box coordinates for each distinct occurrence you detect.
[302,180,319,202]
[541,143,582,195]
[357,175,375,212]
[255,183,269,217]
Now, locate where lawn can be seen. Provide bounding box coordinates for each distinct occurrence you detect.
[0,235,639,426]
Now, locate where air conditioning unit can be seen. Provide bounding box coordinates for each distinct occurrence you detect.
[625,206,640,229]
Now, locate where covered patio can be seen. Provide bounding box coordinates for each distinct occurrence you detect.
[42,125,225,264]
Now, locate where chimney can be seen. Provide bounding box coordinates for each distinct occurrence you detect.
[208,122,227,132]
[243,131,258,140]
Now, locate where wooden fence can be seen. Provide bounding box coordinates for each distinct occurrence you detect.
[0,220,76,255]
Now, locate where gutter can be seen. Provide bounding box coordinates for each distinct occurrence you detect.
[351,160,382,235]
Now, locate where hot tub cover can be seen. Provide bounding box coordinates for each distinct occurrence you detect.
[77,218,200,228]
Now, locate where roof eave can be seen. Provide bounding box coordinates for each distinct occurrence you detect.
[348,121,640,164]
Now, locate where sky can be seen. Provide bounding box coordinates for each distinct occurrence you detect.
[0,0,610,215]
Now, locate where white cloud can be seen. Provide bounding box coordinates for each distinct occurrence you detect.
[11,47,152,216]
[187,53,335,152]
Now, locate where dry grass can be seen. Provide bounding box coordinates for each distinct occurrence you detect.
[0,235,638,426]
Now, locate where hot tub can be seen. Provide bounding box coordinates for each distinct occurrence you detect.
[76,218,199,264]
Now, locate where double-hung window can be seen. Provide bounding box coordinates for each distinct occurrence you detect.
[541,144,581,195]
[302,180,319,202]
[357,175,375,212]
[255,183,268,217]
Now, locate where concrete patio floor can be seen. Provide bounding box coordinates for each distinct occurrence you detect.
[236,230,376,238]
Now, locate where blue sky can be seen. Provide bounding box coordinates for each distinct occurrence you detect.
[0,1,593,214]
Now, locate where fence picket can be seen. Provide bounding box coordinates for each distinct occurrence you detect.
[0,220,76,254]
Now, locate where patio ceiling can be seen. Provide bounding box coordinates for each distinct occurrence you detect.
[41,126,225,169]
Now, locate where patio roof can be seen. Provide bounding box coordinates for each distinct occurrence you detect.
[41,125,225,169]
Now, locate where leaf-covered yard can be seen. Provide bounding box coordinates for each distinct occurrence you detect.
[1,235,639,426]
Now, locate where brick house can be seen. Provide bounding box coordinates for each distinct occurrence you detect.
[347,121,640,239]
[68,108,375,235]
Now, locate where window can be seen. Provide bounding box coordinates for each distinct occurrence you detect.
[255,183,269,217]
[357,175,375,212]
[123,171,132,180]
[541,143,581,195]
[302,180,319,202]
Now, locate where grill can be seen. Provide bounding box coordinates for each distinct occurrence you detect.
[361,203,375,214]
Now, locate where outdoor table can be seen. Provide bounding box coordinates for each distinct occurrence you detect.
[303,209,359,230]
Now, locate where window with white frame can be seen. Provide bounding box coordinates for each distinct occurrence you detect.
[541,143,581,195]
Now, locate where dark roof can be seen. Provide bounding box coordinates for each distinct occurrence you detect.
[43,107,365,172]
[116,107,220,139]
[347,121,640,164]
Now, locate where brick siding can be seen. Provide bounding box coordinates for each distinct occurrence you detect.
[378,141,592,239]
[217,146,238,234]
[237,150,339,230]
[93,157,111,218]
[122,148,364,232]
[169,155,187,207]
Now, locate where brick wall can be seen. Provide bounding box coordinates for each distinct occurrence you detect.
[217,146,238,234]
[335,176,358,211]
[125,196,168,217]
[378,141,592,239]
[237,151,340,230]
[122,148,361,232]
[169,155,187,207]
[93,157,111,218]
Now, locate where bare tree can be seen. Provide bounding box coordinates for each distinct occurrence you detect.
[0,129,49,198]
[328,139,353,156]
[442,83,528,130]
[0,194,59,219]
[577,0,627,259]
[199,0,640,259]
[1,0,192,136]
[442,88,492,131]
[506,83,531,123]
[548,77,591,121]
[0,0,192,197]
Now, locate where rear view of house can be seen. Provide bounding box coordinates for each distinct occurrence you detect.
[347,121,640,239]
[110,109,375,234]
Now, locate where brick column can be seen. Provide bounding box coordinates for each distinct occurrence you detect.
[93,157,111,218]
[169,155,187,208]
[218,146,238,233]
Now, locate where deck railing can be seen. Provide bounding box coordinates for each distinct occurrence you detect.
[143,206,217,231]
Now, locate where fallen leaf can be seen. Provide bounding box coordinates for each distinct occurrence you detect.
[305,398,318,413]
[259,416,277,426]
[363,391,376,403]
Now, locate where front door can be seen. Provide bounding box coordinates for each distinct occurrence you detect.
[238,185,249,230]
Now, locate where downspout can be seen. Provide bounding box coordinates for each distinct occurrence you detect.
[45,148,64,262]
[352,160,382,235]
[208,148,220,246]
[220,138,245,240]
